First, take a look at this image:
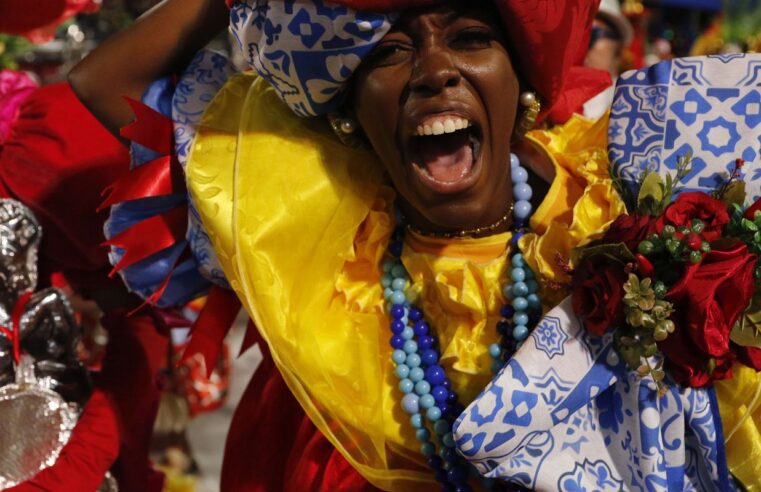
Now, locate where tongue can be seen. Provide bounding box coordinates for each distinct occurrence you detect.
[416,130,474,182]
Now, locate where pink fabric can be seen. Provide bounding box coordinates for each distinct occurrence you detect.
[0,70,37,146]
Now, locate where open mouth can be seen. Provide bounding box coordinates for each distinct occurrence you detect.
[408,115,482,194]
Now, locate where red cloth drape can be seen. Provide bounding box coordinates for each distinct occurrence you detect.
[0,83,129,290]
[222,335,377,492]
[97,310,169,492]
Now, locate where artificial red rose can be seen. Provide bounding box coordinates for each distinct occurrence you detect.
[745,197,761,220]
[656,192,730,242]
[571,255,628,337]
[660,243,757,387]
[603,213,659,252]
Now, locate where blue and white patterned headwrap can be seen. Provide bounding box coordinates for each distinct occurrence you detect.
[609,53,761,201]
[230,0,395,117]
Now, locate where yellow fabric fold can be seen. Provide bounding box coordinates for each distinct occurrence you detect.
[716,364,761,491]
[520,114,627,306]
[186,75,761,490]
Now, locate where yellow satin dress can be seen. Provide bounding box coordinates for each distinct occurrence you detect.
[184,72,761,490]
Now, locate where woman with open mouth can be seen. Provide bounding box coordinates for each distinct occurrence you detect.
[68,0,761,490]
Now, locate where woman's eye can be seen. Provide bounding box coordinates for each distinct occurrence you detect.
[366,43,411,67]
[451,28,494,50]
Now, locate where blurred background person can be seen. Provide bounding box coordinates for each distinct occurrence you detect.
[583,0,634,119]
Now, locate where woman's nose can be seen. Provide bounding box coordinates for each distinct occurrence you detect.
[409,48,461,96]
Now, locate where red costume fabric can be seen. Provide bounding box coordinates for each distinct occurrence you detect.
[223,334,376,492]
[0,83,128,290]
[0,0,101,42]
[0,83,167,492]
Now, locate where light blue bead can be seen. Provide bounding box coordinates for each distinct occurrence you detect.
[511,253,524,268]
[392,350,407,365]
[524,268,534,280]
[420,394,435,409]
[514,200,532,220]
[513,182,533,201]
[411,414,424,428]
[384,287,394,300]
[414,380,431,396]
[395,364,410,379]
[491,360,503,373]
[391,290,407,305]
[382,260,394,273]
[513,296,528,311]
[512,281,529,297]
[510,153,520,169]
[402,393,420,415]
[406,353,422,368]
[427,406,442,422]
[381,274,393,288]
[511,166,528,184]
[391,277,406,291]
[403,340,418,354]
[442,432,455,448]
[526,280,539,294]
[399,378,414,394]
[513,312,529,326]
[416,428,431,442]
[511,268,526,282]
[401,327,415,340]
[434,419,450,436]
[488,343,501,358]
[420,442,436,456]
[513,324,529,341]
[391,264,407,279]
[502,284,513,300]
[410,367,425,382]
[527,293,541,309]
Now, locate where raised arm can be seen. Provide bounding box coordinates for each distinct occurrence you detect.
[68,0,229,137]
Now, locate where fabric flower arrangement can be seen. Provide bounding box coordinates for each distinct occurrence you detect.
[572,156,761,393]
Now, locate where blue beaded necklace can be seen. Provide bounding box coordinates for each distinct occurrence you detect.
[383,153,541,491]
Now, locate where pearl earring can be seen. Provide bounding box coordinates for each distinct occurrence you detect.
[339,118,357,134]
[327,112,363,148]
[516,91,541,137]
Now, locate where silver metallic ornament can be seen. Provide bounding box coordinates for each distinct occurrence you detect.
[0,199,105,487]
[0,355,78,488]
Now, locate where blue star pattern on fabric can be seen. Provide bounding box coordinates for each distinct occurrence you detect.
[230,0,395,117]
[453,298,734,491]
[609,54,761,203]
[533,315,568,359]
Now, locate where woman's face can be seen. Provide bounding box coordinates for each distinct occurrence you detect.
[352,1,520,234]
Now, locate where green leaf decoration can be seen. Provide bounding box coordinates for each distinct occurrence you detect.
[721,180,746,207]
[637,172,665,215]
[570,242,636,268]
[743,218,759,232]
[731,292,761,348]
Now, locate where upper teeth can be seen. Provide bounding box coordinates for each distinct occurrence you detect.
[416,117,471,136]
